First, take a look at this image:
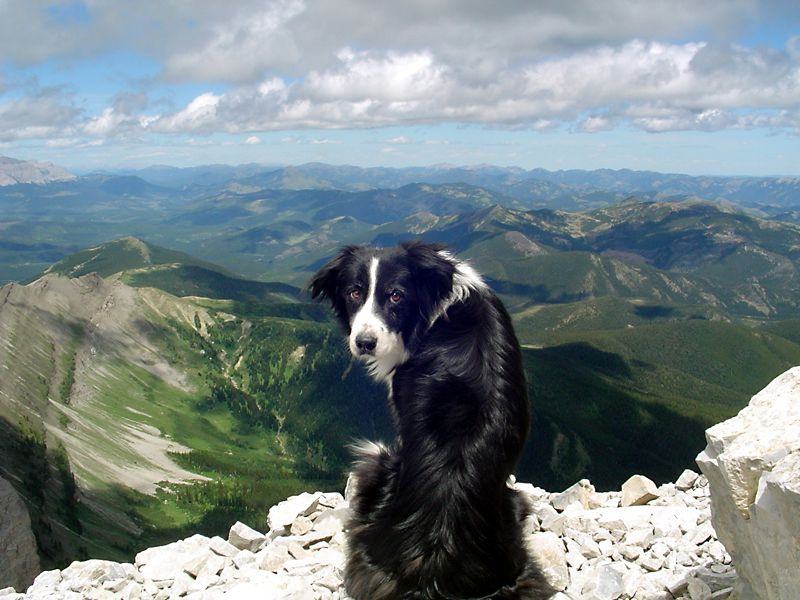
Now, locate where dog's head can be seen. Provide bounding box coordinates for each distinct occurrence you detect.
[308,241,481,380]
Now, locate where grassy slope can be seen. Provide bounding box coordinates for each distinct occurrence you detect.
[517,320,800,490]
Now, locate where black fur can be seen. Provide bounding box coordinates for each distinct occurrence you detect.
[309,241,554,600]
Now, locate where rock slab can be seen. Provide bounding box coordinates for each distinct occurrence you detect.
[697,366,800,600]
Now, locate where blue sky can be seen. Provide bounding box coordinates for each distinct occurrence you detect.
[0,1,798,175]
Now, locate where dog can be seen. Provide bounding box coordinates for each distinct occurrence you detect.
[309,241,554,600]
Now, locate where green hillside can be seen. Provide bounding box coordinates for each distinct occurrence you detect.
[518,320,800,490]
[0,272,387,569]
[42,236,231,280]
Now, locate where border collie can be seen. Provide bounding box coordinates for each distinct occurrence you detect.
[309,241,554,600]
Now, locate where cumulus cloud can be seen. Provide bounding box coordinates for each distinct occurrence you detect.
[0,86,81,141]
[1,2,799,140]
[138,40,800,135]
[0,1,770,80]
[244,136,261,144]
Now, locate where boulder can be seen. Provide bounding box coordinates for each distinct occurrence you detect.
[552,479,595,511]
[267,492,323,535]
[0,477,41,591]
[228,521,266,552]
[620,474,660,507]
[696,366,800,600]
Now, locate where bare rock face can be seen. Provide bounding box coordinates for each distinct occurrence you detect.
[696,366,800,600]
[0,477,41,591]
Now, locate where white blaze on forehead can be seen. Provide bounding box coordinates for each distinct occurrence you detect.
[349,255,408,382]
[350,256,382,341]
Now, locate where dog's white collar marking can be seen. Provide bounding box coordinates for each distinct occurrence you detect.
[350,256,409,383]
[429,251,487,327]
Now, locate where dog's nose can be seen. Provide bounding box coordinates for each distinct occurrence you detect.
[355,334,377,354]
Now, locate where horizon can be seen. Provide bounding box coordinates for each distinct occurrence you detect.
[10,155,800,181]
[1,2,799,176]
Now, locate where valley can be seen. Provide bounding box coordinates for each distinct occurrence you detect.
[1,160,799,570]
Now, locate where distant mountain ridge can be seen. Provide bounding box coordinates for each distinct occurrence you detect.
[0,156,75,186]
[116,161,800,213]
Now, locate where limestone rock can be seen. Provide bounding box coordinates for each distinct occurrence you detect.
[10,466,746,600]
[228,521,266,552]
[552,479,595,511]
[621,474,660,507]
[0,477,41,591]
[267,492,323,535]
[696,366,800,600]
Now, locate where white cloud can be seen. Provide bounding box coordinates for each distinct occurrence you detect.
[387,136,411,144]
[244,135,261,145]
[139,40,800,135]
[1,2,799,141]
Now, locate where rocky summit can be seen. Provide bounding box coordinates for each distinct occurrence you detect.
[6,471,733,600]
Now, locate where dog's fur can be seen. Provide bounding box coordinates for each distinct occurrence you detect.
[309,241,554,600]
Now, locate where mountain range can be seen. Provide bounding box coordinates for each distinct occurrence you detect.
[1,157,799,570]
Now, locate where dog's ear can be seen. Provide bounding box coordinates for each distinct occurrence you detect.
[307,246,359,306]
[403,241,456,312]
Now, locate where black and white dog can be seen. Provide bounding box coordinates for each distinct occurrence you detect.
[309,241,553,600]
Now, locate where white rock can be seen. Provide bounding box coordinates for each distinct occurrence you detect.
[257,542,292,572]
[228,521,267,552]
[209,535,239,557]
[135,534,211,581]
[312,507,349,537]
[622,527,653,548]
[268,492,323,534]
[552,479,595,511]
[27,570,61,592]
[621,474,660,507]
[697,366,800,600]
[527,532,569,591]
[676,469,700,490]
[637,553,663,572]
[586,563,626,599]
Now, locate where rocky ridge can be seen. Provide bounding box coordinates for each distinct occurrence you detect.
[0,156,75,186]
[6,470,736,600]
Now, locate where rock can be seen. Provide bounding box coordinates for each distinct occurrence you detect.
[135,534,211,581]
[228,521,266,552]
[527,532,569,591]
[586,563,626,599]
[312,506,349,536]
[621,474,660,507]
[676,469,700,491]
[696,366,800,600]
[209,535,239,558]
[267,492,323,534]
[9,464,749,600]
[257,542,292,572]
[291,515,314,536]
[552,479,595,511]
[0,477,41,591]
[688,577,713,600]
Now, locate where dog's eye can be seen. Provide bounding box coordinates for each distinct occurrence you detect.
[389,290,403,303]
[350,289,362,301]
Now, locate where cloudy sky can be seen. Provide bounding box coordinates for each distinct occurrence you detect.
[0,1,798,174]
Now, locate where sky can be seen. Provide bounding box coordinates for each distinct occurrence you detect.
[0,1,798,175]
